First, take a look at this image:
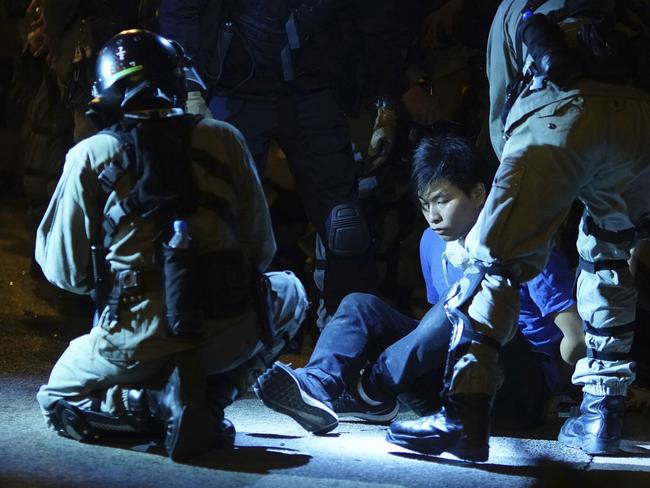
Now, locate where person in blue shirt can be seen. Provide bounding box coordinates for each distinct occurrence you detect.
[420,225,580,396]
[254,134,584,436]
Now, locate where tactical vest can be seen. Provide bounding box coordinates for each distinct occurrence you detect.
[92,114,255,338]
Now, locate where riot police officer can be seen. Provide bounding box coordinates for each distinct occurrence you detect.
[159,0,408,327]
[35,29,308,461]
[387,0,650,460]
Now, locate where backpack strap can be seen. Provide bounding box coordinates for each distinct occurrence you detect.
[97,125,138,249]
[97,114,203,249]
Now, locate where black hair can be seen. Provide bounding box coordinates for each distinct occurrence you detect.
[411,135,493,201]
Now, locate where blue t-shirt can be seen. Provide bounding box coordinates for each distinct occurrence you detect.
[419,228,576,393]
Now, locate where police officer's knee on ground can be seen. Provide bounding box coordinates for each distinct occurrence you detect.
[35,29,308,462]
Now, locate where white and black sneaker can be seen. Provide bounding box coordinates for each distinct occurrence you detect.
[253,362,338,434]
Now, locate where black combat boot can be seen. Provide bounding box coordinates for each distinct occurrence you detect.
[48,355,222,462]
[205,375,241,449]
[386,393,492,462]
[558,392,625,455]
[49,399,153,442]
[143,356,221,462]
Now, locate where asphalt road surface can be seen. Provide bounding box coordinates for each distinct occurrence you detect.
[2,196,650,488]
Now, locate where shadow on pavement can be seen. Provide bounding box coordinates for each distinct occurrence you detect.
[389,451,650,486]
[83,436,312,473]
[246,433,303,440]
[189,445,312,473]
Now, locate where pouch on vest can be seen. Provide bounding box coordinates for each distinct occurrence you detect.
[162,240,202,338]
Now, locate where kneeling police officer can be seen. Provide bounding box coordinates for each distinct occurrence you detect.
[34,29,308,462]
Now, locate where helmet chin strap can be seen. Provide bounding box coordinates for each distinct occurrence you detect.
[121,82,184,109]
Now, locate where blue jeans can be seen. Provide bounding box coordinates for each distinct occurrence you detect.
[300,292,550,424]
[299,293,449,402]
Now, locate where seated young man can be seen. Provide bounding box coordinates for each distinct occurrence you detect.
[254,135,584,434]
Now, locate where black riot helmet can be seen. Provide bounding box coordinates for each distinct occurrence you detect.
[89,29,188,117]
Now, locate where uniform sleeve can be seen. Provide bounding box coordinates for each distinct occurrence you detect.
[527,249,576,317]
[486,0,520,158]
[420,229,440,305]
[34,141,103,294]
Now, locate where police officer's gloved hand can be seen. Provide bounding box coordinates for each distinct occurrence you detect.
[185,91,213,118]
[367,104,397,172]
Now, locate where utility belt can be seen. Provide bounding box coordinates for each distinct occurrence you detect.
[91,245,275,343]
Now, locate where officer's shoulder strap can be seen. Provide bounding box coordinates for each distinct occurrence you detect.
[97,114,204,249]
[96,124,137,195]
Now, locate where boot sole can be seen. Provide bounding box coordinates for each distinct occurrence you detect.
[167,405,218,462]
[558,425,621,455]
[52,401,95,442]
[385,430,489,462]
[253,362,338,435]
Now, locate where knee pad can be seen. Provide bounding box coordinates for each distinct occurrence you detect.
[325,203,371,257]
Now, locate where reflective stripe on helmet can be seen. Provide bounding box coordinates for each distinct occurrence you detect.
[107,65,144,86]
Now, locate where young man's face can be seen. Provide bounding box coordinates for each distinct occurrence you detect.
[419,178,485,241]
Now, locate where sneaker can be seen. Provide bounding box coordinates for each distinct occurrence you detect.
[253,362,338,434]
[333,388,399,422]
